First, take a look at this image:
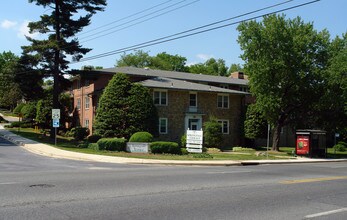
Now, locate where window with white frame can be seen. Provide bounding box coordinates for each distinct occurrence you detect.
[189,92,197,107]
[77,98,81,110]
[85,96,90,109]
[159,118,168,134]
[218,120,229,134]
[217,94,229,108]
[153,90,168,106]
[84,119,89,128]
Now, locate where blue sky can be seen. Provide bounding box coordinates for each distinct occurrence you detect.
[1,0,346,70]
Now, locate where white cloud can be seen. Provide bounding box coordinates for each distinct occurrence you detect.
[17,20,38,39]
[1,19,17,29]
[196,53,214,61]
[186,61,198,67]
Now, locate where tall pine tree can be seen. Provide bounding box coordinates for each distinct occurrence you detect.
[20,0,106,137]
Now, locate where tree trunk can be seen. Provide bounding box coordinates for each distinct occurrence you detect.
[51,0,61,139]
[271,123,282,151]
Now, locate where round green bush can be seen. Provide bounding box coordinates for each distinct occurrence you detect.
[129,132,153,142]
[150,141,180,154]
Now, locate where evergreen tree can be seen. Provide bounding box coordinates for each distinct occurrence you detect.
[94,73,131,138]
[94,73,158,138]
[20,0,106,137]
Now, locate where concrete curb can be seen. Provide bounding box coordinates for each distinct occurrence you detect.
[1,126,347,166]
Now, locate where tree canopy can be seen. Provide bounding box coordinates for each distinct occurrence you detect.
[0,51,21,110]
[18,0,106,136]
[189,58,228,76]
[238,14,330,150]
[94,73,157,138]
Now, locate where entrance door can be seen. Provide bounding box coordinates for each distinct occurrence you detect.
[185,115,202,131]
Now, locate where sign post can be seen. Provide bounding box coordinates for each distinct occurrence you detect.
[52,109,60,146]
[186,129,203,153]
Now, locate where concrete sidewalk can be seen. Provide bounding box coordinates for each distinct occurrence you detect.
[1,124,346,166]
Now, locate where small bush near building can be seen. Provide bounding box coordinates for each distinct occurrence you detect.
[88,143,99,151]
[180,134,186,147]
[333,142,346,152]
[203,117,223,148]
[77,142,89,148]
[66,127,89,141]
[97,138,126,151]
[129,132,153,142]
[180,148,188,155]
[192,153,213,159]
[150,141,180,154]
[87,134,102,143]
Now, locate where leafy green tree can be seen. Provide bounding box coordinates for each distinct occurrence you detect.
[237,14,329,151]
[152,52,188,72]
[228,63,244,75]
[189,58,228,76]
[116,50,152,68]
[127,83,158,136]
[116,50,188,72]
[244,104,267,139]
[203,117,223,148]
[36,94,53,129]
[315,33,347,137]
[21,102,37,121]
[0,51,21,110]
[21,0,106,136]
[95,73,158,138]
[94,73,131,138]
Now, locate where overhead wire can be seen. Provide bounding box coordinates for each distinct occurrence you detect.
[75,0,319,64]
[79,0,199,42]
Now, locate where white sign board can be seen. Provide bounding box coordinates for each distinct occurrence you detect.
[52,109,61,119]
[186,129,203,153]
[126,142,149,153]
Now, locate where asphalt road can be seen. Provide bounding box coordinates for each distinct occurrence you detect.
[1,136,347,220]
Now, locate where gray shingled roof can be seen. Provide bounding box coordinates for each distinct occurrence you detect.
[99,66,248,86]
[140,77,248,95]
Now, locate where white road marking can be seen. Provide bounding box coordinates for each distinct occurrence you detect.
[305,207,347,219]
[0,182,20,185]
[207,171,252,174]
[88,167,113,170]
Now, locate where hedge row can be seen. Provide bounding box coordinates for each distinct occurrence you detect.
[96,138,127,151]
[150,141,180,154]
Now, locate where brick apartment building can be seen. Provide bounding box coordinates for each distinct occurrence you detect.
[71,67,249,147]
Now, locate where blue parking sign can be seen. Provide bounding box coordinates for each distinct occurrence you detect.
[53,119,60,128]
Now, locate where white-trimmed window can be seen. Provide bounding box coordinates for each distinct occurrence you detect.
[217,94,229,109]
[84,119,89,128]
[159,118,168,134]
[153,90,168,106]
[85,96,90,109]
[218,120,229,134]
[189,92,197,107]
[77,98,81,110]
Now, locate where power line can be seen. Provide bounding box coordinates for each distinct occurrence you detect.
[75,0,318,64]
[79,0,198,42]
[79,0,175,37]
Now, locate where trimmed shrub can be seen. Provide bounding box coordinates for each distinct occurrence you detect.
[21,102,37,120]
[129,132,153,142]
[67,127,89,141]
[180,134,186,147]
[192,153,213,159]
[150,141,180,154]
[9,121,33,128]
[77,143,89,148]
[87,134,102,143]
[97,138,126,151]
[180,148,188,155]
[333,142,346,152]
[88,143,99,151]
[203,117,223,148]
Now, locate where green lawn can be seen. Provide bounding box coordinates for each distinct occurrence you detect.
[5,128,346,160]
